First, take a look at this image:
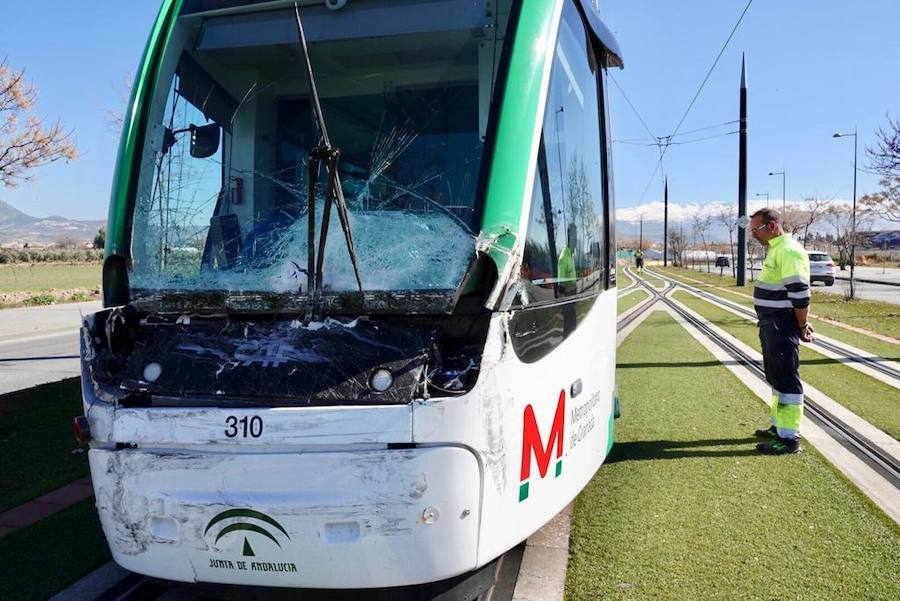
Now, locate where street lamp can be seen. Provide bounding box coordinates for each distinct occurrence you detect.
[768,170,786,213]
[833,129,858,299]
[755,192,770,207]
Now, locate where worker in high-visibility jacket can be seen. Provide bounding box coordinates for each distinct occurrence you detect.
[749,208,814,454]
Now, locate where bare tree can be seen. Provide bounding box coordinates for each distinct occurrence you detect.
[715,208,738,276]
[781,197,831,245]
[0,59,77,188]
[667,228,687,267]
[104,71,134,136]
[747,237,764,281]
[691,214,712,272]
[826,204,874,270]
[867,114,900,177]
[860,175,900,223]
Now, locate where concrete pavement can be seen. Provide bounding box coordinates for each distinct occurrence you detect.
[0,301,101,394]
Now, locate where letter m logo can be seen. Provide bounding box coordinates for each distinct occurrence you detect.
[519,389,565,502]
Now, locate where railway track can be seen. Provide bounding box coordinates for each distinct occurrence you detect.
[645,268,900,385]
[626,268,900,490]
[92,547,523,601]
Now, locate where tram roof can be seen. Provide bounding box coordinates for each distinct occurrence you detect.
[576,0,624,68]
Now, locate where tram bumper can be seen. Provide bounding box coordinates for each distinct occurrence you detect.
[89,445,481,588]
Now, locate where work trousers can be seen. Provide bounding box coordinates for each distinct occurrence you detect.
[758,318,804,440]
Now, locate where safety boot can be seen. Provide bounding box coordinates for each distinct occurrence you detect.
[754,425,777,438]
[756,437,801,455]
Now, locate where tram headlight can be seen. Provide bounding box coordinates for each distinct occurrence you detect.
[143,362,163,383]
[369,368,394,393]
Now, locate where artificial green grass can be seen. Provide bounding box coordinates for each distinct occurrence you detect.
[798,320,900,366]
[658,267,900,364]
[811,292,900,340]
[617,271,634,289]
[672,291,900,440]
[566,311,900,600]
[0,264,101,294]
[0,379,89,512]
[0,498,111,601]
[617,290,648,316]
[633,271,664,288]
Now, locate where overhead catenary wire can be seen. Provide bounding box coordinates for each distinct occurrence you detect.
[621,0,754,205]
[614,120,739,144]
[609,72,657,141]
[664,0,755,154]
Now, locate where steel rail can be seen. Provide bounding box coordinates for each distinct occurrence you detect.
[645,268,900,384]
[631,273,900,488]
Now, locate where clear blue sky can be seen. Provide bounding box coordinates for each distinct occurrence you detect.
[1,0,898,220]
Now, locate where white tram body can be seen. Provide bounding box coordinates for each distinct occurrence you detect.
[80,0,622,589]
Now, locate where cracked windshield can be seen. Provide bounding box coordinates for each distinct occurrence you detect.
[130,0,511,298]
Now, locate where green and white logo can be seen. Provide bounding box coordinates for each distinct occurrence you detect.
[204,509,290,557]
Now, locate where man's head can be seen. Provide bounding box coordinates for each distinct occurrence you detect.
[749,208,783,245]
[567,223,578,251]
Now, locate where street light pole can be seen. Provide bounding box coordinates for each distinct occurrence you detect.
[639,213,644,250]
[768,170,785,213]
[832,130,858,299]
[755,192,769,207]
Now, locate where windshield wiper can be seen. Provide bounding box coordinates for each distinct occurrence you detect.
[292,1,364,316]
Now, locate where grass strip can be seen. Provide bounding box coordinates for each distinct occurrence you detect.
[617,290,648,316]
[811,292,900,340]
[635,272,665,288]
[659,267,900,360]
[566,311,900,601]
[672,291,900,440]
[0,498,111,601]
[0,264,101,294]
[0,379,89,512]
[616,271,634,289]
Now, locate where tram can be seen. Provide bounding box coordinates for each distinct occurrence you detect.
[77,0,623,591]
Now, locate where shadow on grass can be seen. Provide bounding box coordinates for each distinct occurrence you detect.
[607,437,760,463]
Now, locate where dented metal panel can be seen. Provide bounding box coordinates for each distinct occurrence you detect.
[89,445,481,588]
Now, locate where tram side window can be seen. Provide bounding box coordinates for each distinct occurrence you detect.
[518,0,607,306]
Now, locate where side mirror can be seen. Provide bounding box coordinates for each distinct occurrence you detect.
[190,124,220,158]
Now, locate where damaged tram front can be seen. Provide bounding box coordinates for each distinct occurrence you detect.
[79,0,623,590]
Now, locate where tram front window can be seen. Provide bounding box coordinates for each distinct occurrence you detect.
[130,1,512,303]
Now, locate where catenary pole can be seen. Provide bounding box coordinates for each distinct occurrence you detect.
[736,54,748,286]
[664,177,669,266]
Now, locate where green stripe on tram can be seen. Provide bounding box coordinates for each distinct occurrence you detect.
[478,0,562,275]
[106,0,183,257]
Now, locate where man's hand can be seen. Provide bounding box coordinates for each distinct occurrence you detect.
[799,322,815,343]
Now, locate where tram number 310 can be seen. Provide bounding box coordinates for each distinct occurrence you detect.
[224,415,264,438]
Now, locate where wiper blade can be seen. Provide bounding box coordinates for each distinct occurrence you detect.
[292,1,364,308]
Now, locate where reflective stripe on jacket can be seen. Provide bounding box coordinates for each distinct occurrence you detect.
[754,233,810,321]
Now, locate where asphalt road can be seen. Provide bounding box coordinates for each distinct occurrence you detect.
[0,301,101,395]
[819,278,899,305]
[683,263,899,305]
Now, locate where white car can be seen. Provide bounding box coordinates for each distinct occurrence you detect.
[806,250,835,286]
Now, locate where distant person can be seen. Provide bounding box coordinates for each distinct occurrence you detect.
[558,224,578,334]
[635,249,644,273]
[749,208,813,455]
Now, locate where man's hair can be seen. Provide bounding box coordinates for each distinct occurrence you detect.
[750,208,780,224]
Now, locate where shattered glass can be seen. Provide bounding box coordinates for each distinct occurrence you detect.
[128,2,510,307]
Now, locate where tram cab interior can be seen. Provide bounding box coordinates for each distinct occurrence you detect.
[129,0,513,305]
